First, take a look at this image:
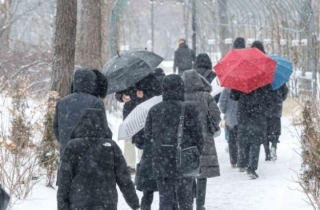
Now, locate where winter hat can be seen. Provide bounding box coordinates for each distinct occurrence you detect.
[154,68,165,83]
[251,40,266,54]
[135,73,162,96]
[233,37,245,49]
[162,74,184,101]
[195,53,212,70]
[92,69,108,99]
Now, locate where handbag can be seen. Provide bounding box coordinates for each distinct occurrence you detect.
[0,185,10,210]
[203,93,221,138]
[177,103,200,177]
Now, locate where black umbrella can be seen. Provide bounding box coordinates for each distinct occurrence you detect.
[102,50,164,95]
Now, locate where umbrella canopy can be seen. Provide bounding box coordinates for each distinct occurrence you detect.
[118,95,162,140]
[102,51,164,95]
[269,54,293,90]
[214,48,277,93]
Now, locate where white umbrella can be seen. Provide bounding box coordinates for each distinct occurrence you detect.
[211,77,224,97]
[118,95,162,140]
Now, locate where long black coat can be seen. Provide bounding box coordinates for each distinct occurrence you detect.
[132,74,162,191]
[144,75,204,178]
[182,70,221,178]
[173,43,196,75]
[57,109,140,210]
[230,85,271,145]
[53,68,112,156]
[266,84,288,118]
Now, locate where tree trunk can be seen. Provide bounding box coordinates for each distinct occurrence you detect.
[41,0,77,188]
[76,0,102,69]
[51,0,77,97]
[0,0,12,53]
[217,0,229,57]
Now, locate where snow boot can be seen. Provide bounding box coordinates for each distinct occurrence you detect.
[270,146,277,161]
[239,167,246,172]
[247,168,259,179]
[197,205,206,210]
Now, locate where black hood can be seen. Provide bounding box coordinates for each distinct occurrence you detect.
[162,75,184,101]
[73,68,97,95]
[92,69,108,99]
[71,108,112,139]
[195,53,212,70]
[182,70,212,93]
[233,37,246,49]
[154,68,165,83]
[135,73,162,98]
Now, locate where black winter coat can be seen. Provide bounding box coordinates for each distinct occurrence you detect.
[230,85,271,145]
[266,84,288,118]
[132,74,162,191]
[182,70,221,178]
[173,44,196,75]
[134,130,158,192]
[57,109,140,210]
[53,68,112,156]
[144,75,204,178]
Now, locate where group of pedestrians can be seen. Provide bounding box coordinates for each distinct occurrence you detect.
[218,37,288,179]
[51,37,288,210]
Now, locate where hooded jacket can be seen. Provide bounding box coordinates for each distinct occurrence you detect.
[194,53,216,83]
[53,68,112,156]
[57,109,139,210]
[144,75,204,178]
[182,70,221,178]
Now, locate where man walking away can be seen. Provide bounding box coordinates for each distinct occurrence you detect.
[173,39,196,76]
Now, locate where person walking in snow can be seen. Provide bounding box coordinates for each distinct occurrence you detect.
[144,75,204,210]
[264,83,288,161]
[53,68,112,158]
[181,70,221,210]
[133,73,162,210]
[173,39,196,76]
[57,108,140,210]
[230,40,272,179]
[219,88,239,168]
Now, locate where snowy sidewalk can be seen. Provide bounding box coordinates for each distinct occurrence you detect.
[13,117,313,210]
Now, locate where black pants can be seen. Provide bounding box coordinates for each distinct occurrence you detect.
[196,178,207,206]
[228,126,239,165]
[157,177,193,210]
[238,143,261,170]
[264,117,281,156]
[141,190,154,210]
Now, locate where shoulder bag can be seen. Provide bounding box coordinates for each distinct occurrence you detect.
[203,93,221,138]
[177,103,200,177]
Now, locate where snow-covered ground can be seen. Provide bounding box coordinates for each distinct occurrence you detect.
[11,115,312,210]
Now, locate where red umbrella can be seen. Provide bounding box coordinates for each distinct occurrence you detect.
[214,48,277,93]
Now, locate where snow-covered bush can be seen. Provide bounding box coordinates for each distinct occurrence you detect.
[299,100,320,210]
[0,76,46,208]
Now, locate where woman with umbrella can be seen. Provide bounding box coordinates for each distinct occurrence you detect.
[229,41,273,179]
[133,73,162,210]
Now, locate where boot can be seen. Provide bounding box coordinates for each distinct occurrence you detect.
[196,205,206,210]
[263,142,271,161]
